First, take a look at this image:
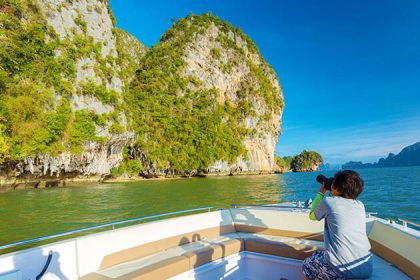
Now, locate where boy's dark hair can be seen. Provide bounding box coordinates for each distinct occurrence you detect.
[333,170,364,199]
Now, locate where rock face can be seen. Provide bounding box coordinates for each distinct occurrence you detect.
[0,0,139,182]
[40,0,123,92]
[41,0,132,177]
[0,5,283,186]
[2,133,132,178]
[182,21,282,172]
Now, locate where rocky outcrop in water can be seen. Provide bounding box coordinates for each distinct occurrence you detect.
[290,150,323,172]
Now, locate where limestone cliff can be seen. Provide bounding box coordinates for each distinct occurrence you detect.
[0,4,283,187]
[0,0,142,185]
[126,14,284,175]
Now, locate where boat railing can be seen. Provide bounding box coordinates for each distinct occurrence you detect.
[233,203,420,232]
[232,202,311,209]
[397,218,420,230]
[233,204,302,209]
[367,212,378,218]
[0,206,213,251]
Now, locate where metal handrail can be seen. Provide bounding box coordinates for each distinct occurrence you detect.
[233,204,420,232]
[366,212,378,218]
[233,204,285,208]
[0,206,213,250]
[398,218,420,229]
[232,203,308,209]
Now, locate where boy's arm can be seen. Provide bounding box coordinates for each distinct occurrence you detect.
[309,192,325,220]
[309,183,328,221]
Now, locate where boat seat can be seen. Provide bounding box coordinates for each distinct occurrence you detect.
[80,234,243,280]
[80,231,410,280]
[80,233,322,280]
[79,273,112,280]
[236,232,324,247]
[237,232,322,260]
[98,224,236,270]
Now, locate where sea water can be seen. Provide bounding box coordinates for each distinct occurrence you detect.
[0,166,418,245]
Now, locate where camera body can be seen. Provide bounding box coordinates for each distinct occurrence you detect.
[316,174,334,191]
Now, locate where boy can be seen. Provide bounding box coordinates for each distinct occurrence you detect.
[303,170,373,279]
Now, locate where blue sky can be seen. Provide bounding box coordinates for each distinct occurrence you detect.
[110,0,420,164]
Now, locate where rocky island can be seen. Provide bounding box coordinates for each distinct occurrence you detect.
[0,0,284,188]
[275,150,323,172]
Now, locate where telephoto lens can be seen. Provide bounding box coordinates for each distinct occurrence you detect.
[316,174,334,191]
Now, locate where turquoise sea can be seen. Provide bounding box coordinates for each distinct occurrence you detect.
[0,166,419,246]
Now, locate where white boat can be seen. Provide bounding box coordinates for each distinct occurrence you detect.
[0,204,418,280]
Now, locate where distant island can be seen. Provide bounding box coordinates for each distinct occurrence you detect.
[275,150,323,172]
[342,142,420,169]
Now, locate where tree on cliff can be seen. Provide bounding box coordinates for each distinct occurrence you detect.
[283,156,294,167]
[275,155,290,172]
[291,150,323,172]
[0,124,10,164]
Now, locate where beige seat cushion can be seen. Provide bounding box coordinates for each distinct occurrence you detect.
[119,256,190,280]
[100,225,235,270]
[82,256,190,280]
[183,238,244,268]
[244,237,318,260]
[236,232,324,247]
[235,224,324,241]
[79,272,112,280]
[91,235,242,279]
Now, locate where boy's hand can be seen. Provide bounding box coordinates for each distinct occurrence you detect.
[319,183,328,194]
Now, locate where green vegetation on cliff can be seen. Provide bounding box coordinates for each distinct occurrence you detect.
[0,123,9,164]
[110,147,143,177]
[114,28,148,84]
[291,150,323,172]
[275,155,293,171]
[275,156,290,171]
[0,0,120,160]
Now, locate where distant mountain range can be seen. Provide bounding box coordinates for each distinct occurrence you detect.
[342,142,420,169]
[317,163,342,171]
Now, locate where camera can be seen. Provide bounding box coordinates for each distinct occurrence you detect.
[316,174,334,191]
